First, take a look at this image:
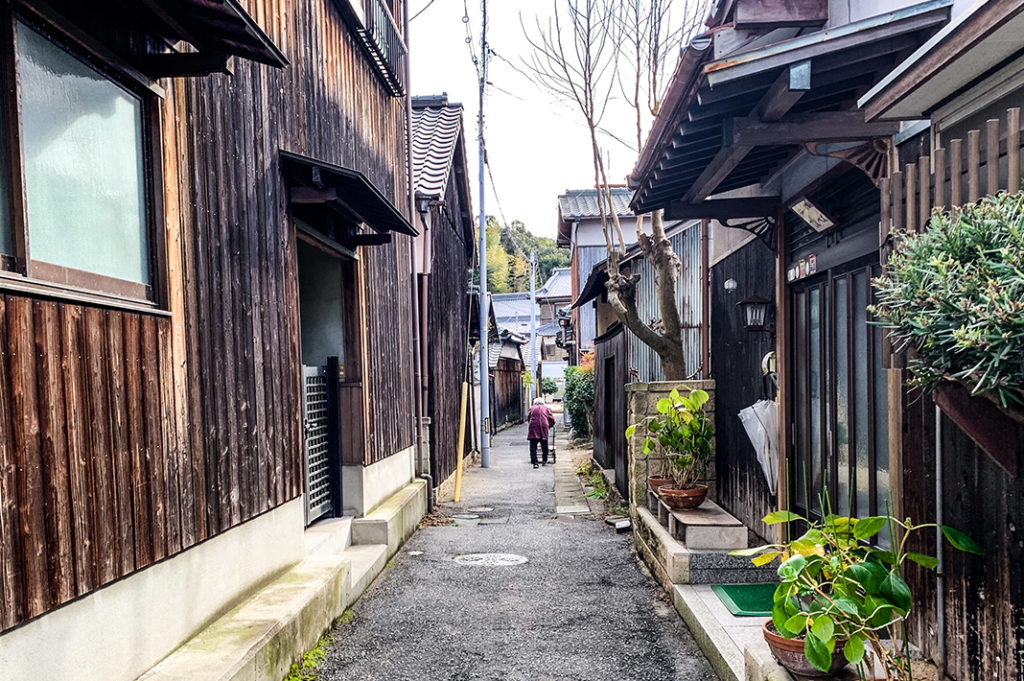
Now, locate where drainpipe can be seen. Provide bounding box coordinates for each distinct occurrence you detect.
[935,404,945,675]
[403,1,433,509]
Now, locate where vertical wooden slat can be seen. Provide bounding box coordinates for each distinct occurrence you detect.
[918,156,930,230]
[986,118,1000,196]
[33,302,75,603]
[59,305,95,596]
[10,297,51,616]
[934,147,946,212]
[83,307,117,585]
[157,320,181,556]
[968,129,981,203]
[879,175,891,247]
[141,317,167,562]
[0,296,25,627]
[905,163,918,233]
[951,138,963,207]
[892,170,905,232]
[1008,107,1020,193]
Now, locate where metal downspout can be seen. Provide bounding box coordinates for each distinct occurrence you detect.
[403,1,433,509]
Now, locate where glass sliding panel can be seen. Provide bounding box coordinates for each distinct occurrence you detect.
[852,271,870,517]
[872,282,891,547]
[17,22,148,285]
[833,277,851,516]
[794,291,808,514]
[0,102,10,255]
[809,286,823,516]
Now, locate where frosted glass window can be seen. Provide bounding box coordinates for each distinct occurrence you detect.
[17,22,148,285]
[0,109,10,255]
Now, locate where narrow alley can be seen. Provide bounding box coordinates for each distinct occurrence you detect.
[317,424,718,681]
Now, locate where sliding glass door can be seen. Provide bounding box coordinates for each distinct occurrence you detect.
[790,261,890,543]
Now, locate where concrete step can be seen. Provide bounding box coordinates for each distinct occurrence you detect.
[346,544,389,602]
[667,500,747,551]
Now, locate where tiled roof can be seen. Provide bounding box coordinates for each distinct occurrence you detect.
[538,267,572,300]
[411,95,465,198]
[557,187,634,220]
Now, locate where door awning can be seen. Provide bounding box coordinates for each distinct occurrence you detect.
[281,151,417,237]
[629,0,951,216]
[139,0,288,71]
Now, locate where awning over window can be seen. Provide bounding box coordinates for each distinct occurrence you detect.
[281,151,417,237]
[139,0,288,71]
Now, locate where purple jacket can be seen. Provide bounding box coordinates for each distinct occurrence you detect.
[527,404,555,440]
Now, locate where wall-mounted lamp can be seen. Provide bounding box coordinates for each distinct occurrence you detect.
[724,278,738,292]
[737,295,774,333]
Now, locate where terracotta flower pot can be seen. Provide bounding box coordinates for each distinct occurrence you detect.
[658,484,708,509]
[647,476,674,492]
[762,621,847,678]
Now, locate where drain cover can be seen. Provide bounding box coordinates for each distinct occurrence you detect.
[451,513,480,520]
[454,553,529,567]
[467,506,493,513]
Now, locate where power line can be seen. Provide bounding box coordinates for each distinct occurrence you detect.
[409,0,439,22]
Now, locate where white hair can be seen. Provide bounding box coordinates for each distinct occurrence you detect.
[533,397,545,405]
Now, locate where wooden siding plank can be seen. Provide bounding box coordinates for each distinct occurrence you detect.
[157,319,182,556]
[122,314,152,568]
[58,305,95,597]
[140,317,167,562]
[32,301,75,603]
[1009,107,1021,193]
[0,296,23,628]
[105,310,136,575]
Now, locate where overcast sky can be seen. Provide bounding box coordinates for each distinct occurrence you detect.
[408,0,643,241]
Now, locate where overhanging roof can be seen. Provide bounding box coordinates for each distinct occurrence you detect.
[556,188,634,247]
[859,0,1024,120]
[280,151,416,236]
[630,1,951,215]
[139,0,288,70]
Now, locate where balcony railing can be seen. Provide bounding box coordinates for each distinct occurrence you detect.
[354,0,407,97]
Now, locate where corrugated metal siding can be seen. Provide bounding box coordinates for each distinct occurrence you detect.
[576,246,606,350]
[628,223,703,381]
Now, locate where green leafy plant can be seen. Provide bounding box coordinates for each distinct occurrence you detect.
[732,510,982,681]
[871,191,1024,413]
[540,377,558,396]
[626,388,713,489]
[564,356,595,439]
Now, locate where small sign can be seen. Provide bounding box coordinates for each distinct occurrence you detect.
[808,254,817,275]
[798,259,807,278]
[792,197,836,232]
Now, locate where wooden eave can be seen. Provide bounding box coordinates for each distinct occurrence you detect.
[859,0,1024,121]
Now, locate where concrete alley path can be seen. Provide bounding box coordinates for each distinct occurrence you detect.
[318,423,718,681]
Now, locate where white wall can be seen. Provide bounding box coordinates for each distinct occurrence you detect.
[342,445,416,516]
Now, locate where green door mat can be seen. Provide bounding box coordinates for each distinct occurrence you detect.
[711,583,777,617]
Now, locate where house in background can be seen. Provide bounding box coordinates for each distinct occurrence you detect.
[411,94,475,502]
[0,0,439,679]
[536,266,571,363]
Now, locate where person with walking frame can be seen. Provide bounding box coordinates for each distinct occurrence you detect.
[527,397,555,469]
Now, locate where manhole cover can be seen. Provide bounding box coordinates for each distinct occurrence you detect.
[451,513,480,520]
[453,553,529,567]
[467,506,493,513]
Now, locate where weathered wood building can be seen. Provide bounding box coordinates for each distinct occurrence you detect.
[625,0,1023,678]
[411,94,475,495]
[0,0,431,678]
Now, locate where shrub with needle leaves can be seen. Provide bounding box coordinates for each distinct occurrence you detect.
[870,191,1024,412]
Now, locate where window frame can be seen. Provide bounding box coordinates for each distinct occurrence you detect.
[0,2,167,311]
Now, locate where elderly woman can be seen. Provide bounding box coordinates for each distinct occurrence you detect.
[527,397,556,469]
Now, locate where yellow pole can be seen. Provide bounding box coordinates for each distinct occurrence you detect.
[453,381,469,502]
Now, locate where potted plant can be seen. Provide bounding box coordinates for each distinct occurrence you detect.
[871,191,1024,474]
[733,509,983,681]
[626,388,714,509]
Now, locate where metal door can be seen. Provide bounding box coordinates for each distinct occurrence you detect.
[302,364,333,524]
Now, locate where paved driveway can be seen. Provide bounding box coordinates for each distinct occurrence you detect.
[319,424,718,681]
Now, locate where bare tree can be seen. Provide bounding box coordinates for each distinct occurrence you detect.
[524,0,710,381]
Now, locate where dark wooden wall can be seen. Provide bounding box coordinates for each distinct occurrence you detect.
[426,182,472,484]
[491,357,524,429]
[593,324,627,496]
[0,0,412,632]
[710,238,776,541]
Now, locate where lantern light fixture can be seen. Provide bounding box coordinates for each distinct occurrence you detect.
[737,295,774,334]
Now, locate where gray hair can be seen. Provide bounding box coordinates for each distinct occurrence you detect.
[533,397,545,405]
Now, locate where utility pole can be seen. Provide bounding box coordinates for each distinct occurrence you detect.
[477,0,491,468]
[529,251,537,400]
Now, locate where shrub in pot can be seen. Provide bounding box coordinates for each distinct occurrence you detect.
[871,191,1024,419]
[733,510,982,681]
[626,388,713,509]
